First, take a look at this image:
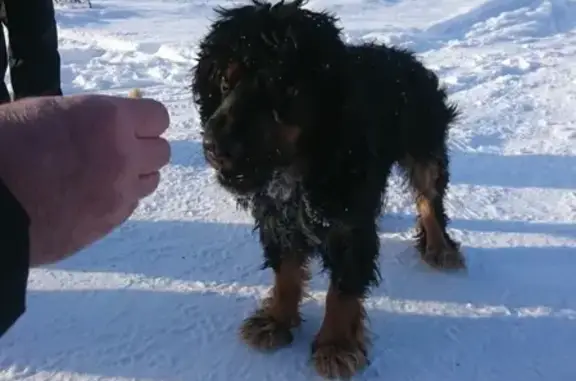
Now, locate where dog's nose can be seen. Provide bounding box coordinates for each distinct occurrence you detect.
[202,132,232,171]
[202,135,220,166]
[202,133,217,155]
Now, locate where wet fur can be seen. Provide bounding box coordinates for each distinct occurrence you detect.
[191,0,463,378]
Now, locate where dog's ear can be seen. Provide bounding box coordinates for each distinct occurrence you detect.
[271,0,307,10]
[191,51,222,125]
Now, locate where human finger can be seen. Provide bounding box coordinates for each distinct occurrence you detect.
[135,98,170,138]
[137,137,171,175]
[136,172,161,199]
[112,96,170,138]
[125,200,141,219]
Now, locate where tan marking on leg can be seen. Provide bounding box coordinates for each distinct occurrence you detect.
[240,257,309,351]
[311,283,369,380]
[416,195,447,251]
[417,195,465,269]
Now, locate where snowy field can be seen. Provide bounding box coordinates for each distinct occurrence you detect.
[1,0,576,380]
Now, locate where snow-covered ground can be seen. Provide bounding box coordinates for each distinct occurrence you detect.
[1,0,576,380]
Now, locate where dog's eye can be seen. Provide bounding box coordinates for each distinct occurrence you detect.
[272,109,281,123]
[220,76,230,93]
[286,87,298,97]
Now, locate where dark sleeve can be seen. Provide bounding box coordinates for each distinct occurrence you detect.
[0,177,30,338]
[2,0,62,99]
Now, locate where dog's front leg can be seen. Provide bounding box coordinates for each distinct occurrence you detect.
[312,220,380,380]
[239,220,311,352]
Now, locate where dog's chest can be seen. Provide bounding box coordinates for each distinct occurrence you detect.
[265,170,298,202]
[256,171,329,249]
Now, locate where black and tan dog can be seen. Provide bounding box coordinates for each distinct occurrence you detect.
[192,0,465,378]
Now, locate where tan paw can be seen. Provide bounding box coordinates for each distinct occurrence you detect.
[239,308,295,351]
[422,243,466,270]
[311,342,368,380]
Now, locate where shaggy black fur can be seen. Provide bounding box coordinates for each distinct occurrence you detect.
[191,0,465,378]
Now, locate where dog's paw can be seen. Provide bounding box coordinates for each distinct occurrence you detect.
[311,341,368,380]
[239,308,294,351]
[422,243,465,270]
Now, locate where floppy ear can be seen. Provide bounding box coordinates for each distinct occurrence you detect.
[191,50,222,125]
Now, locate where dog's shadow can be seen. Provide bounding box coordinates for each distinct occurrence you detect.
[169,139,207,168]
[5,246,575,381]
[4,216,576,380]
[376,212,576,306]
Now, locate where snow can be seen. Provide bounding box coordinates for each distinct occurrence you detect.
[1,0,576,379]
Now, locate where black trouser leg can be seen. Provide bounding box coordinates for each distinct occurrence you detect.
[3,0,62,99]
[0,12,11,104]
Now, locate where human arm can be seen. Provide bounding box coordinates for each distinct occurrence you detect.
[0,94,169,339]
[0,177,30,338]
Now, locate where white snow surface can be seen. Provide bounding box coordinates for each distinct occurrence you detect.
[2,0,576,380]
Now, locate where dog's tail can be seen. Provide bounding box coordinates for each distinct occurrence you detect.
[128,88,144,99]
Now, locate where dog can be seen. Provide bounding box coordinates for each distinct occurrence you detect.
[191,0,465,378]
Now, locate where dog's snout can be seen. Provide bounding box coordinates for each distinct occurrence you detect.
[202,112,223,147]
[202,116,233,170]
[202,131,216,154]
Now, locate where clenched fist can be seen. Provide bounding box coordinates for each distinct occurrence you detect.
[0,94,170,266]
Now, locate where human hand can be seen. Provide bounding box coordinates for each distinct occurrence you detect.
[0,94,170,266]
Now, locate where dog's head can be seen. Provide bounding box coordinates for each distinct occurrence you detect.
[192,0,347,196]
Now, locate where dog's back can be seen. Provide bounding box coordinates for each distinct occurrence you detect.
[343,42,458,163]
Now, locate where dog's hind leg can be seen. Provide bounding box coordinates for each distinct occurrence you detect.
[239,232,310,351]
[399,147,465,269]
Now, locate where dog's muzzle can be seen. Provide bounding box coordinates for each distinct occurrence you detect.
[202,84,250,172]
[202,114,233,171]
